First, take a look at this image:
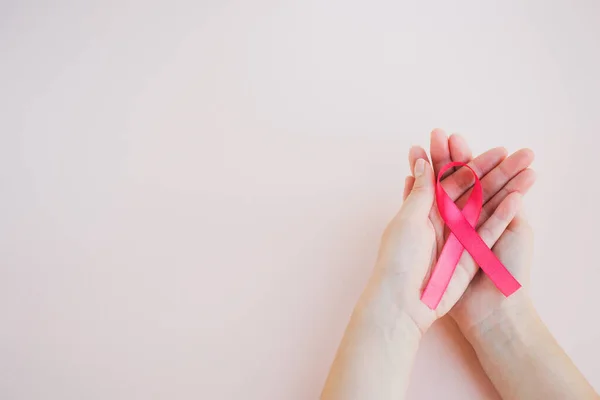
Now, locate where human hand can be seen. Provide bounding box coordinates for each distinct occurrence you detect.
[425,136,599,400]
[417,130,535,333]
[451,212,534,333]
[362,129,535,335]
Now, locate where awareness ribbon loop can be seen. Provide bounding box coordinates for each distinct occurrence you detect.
[420,162,521,309]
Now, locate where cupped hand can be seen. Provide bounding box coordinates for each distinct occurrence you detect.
[449,212,534,333]
[366,129,535,335]
[417,129,536,332]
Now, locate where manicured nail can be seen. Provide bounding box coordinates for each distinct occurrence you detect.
[415,159,426,177]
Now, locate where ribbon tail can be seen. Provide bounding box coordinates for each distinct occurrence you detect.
[445,211,521,296]
[421,234,465,309]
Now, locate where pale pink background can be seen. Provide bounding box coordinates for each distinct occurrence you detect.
[1,1,599,399]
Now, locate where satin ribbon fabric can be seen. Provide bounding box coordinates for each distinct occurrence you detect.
[421,162,521,309]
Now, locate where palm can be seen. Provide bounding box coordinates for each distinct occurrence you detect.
[450,214,533,325]
[405,130,535,321]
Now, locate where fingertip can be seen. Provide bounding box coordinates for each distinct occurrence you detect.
[412,158,434,187]
[512,148,535,164]
[409,145,423,157]
[404,158,435,215]
[522,148,535,162]
[431,128,447,140]
[409,145,428,172]
[496,146,509,157]
[449,133,472,161]
[449,132,464,141]
[522,168,537,184]
[430,128,452,176]
[483,146,509,167]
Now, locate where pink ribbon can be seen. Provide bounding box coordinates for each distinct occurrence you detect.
[421,162,521,309]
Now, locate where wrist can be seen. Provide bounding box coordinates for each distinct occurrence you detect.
[354,275,423,343]
[452,290,532,335]
[458,296,539,348]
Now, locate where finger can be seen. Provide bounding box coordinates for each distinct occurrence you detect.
[459,192,523,278]
[402,159,435,218]
[449,133,472,163]
[477,169,536,228]
[478,148,534,203]
[507,211,531,232]
[455,148,534,209]
[408,145,429,175]
[440,147,508,200]
[403,176,415,201]
[430,128,452,178]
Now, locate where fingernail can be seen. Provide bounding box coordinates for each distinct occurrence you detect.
[415,159,426,177]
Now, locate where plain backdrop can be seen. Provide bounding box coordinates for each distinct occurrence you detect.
[1,1,599,399]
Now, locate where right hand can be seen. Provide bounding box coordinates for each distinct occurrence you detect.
[449,212,534,333]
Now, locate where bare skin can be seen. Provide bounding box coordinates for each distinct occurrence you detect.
[321,129,598,400]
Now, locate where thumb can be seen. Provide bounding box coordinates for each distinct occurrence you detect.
[402,158,435,218]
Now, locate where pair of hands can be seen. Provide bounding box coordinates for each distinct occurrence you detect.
[322,133,598,400]
[367,129,535,335]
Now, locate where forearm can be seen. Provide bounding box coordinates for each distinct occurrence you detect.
[461,299,598,400]
[321,279,422,400]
